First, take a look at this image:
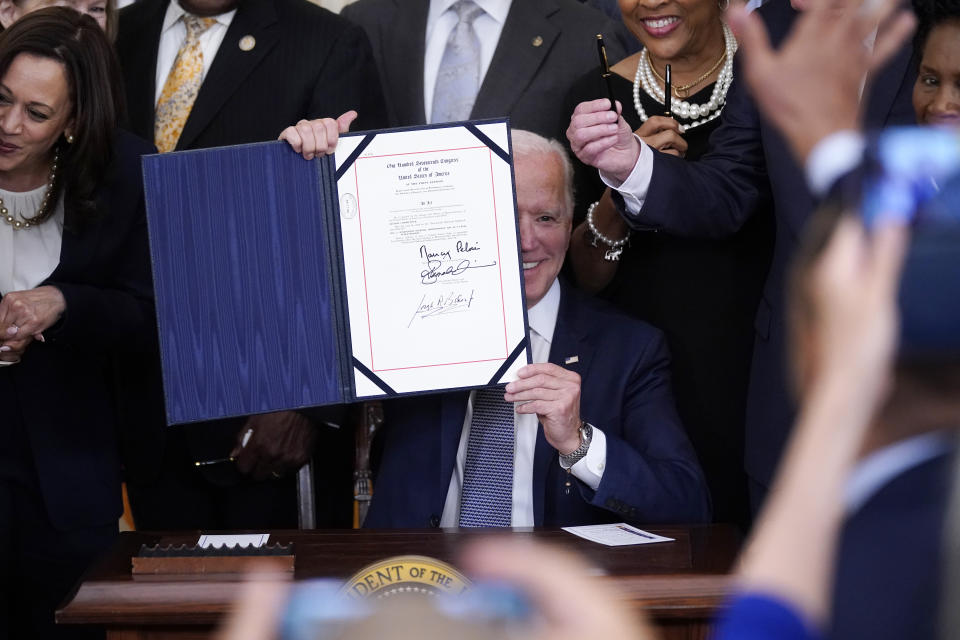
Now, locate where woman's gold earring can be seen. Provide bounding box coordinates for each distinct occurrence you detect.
[66,134,75,144]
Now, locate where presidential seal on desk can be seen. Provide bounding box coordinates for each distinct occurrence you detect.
[341,555,470,598]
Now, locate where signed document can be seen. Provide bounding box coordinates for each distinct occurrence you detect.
[143,120,527,424]
[336,122,528,397]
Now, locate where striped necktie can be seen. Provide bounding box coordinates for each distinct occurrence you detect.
[154,14,217,153]
[430,0,485,124]
[459,386,514,527]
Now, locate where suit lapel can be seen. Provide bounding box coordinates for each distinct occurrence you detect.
[531,283,592,525]
[122,0,166,139]
[175,0,279,150]
[471,0,559,119]
[864,35,914,128]
[384,0,429,125]
[52,203,100,280]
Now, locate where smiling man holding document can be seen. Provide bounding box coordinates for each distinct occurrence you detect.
[373,130,709,528]
[283,121,710,528]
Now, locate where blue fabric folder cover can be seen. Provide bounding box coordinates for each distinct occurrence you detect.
[143,141,345,424]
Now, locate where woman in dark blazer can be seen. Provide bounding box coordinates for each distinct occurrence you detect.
[0,9,154,638]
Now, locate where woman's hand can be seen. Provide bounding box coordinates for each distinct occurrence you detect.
[0,285,66,349]
[636,116,687,158]
[0,336,29,363]
[278,110,358,160]
[567,99,641,186]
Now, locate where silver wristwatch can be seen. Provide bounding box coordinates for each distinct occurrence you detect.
[559,422,593,469]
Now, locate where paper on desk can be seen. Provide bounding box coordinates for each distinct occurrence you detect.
[197,533,270,549]
[562,523,673,546]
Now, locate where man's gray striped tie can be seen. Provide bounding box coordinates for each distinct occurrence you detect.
[459,386,514,527]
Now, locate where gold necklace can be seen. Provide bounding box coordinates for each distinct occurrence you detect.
[647,48,727,98]
[0,148,59,231]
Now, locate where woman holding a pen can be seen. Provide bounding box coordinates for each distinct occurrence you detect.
[562,0,774,529]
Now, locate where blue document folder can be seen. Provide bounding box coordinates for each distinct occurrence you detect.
[144,121,529,425]
[144,142,347,424]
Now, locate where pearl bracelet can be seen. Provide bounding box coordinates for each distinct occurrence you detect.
[585,200,630,262]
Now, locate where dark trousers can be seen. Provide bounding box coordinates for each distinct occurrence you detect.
[0,478,115,640]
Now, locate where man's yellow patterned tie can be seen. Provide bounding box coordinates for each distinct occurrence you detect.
[154,15,217,153]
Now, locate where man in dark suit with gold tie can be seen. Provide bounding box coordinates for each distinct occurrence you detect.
[114,0,388,529]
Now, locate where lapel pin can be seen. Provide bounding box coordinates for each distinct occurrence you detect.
[532,35,543,47]
[239,35,256,51]
[564,355,579,364]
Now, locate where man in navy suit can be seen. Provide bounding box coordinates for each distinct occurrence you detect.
[566,0,917,509]
[364,130,710,528]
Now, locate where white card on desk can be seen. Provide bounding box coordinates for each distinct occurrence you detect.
[562,523,673,546]
[197,533,270,549]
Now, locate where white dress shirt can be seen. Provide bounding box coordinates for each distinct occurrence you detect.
[440,279,609,527]
[423,0,511,123]
[0,187,65,296]
[154,0,238,105]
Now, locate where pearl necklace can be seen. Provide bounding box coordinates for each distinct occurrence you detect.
[633,22,738,133]
[648,48,725,98]
[0,148,59,231]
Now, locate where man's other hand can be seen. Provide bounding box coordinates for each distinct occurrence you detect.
[230,411,318,480]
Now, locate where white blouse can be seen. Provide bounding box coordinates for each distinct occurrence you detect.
[0,186,65,296]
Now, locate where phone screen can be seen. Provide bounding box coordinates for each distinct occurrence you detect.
[861,127,960,229]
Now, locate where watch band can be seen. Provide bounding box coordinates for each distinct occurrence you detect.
[559,422,593,469]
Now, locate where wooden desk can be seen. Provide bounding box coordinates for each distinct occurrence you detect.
[58,526,739,640]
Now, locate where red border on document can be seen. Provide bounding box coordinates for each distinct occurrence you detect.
[351,144,510,373]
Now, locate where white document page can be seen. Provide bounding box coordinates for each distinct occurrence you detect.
[335,122,527,397]
[562,523,674,546]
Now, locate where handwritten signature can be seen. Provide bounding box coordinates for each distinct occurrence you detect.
[420,258,497,284]
[408,290,477,328]
[418,242,495,285]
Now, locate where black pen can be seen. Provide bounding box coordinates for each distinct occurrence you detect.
[616,524,655,540]
[664,64,672,118]
[596,34,618,114]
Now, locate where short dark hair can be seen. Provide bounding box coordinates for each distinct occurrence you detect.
[0,7,124,223]
[912,0,960,63]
